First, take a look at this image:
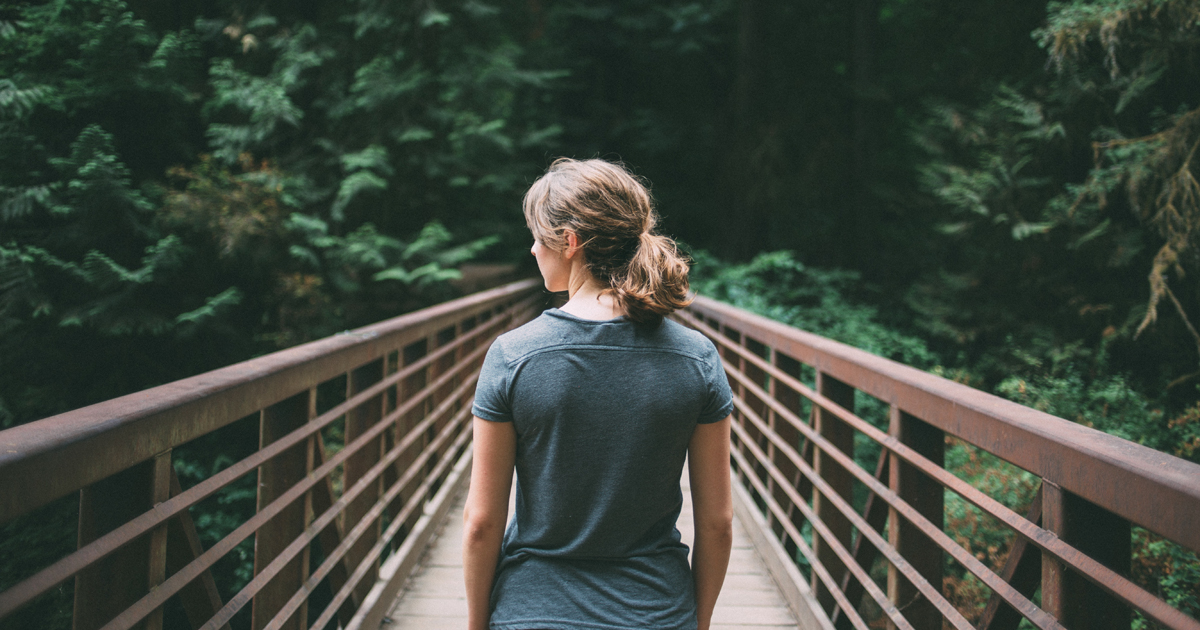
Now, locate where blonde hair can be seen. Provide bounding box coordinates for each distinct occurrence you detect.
[523,158,691,325]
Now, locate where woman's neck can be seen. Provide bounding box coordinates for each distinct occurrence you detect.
[560,269,623,321]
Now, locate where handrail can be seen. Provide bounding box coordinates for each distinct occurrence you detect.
[675,295,1200,630]
[0,278,542,520]
[2,283,1196,630]
[0,278,544,630]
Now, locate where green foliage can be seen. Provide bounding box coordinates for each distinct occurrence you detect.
[691,249,937,368]
[916,87,1065,241]
[912,0,1200,393]
[1133,528,1200,626]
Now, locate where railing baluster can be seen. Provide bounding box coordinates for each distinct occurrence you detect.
[252,393,310,630]
[312,436,357,626]
[771,351,807,554]
[345,359,385,605]
[389,339,428,540]
[1041,479,1132,628]
[301,388,316,627]
[812,371,855,616]
[74,459,156,630]
[146,450,171,630]
[887,407,944,630]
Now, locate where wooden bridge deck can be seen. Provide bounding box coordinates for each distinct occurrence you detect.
[379,466,805,630]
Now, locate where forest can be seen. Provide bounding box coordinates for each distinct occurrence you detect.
[1,0,1198,628]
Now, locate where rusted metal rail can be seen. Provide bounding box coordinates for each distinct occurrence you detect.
[0,279,543,630]
[673,296,1200,630]
[3,283,1198,630]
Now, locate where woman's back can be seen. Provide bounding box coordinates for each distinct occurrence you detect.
[462,157,733,630]
[473,309,731,629]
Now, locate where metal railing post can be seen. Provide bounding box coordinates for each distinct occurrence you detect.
[345,359,385,605]
[887,408,944,630]
[812,371,855,615]
[389,340,428,538]
[1041,480,1131,628]
[771,352,808,553]
[73,461,155,630]
[146,450,171,630]
[252,392,310,630]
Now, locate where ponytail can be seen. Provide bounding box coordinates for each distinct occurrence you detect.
[524,158,693,325]
[614,232,692,325]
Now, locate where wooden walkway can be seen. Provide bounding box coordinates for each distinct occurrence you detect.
[379,467,805,630]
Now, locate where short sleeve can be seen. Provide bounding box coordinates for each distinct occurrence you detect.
[697,338,734,424]
[472,340,513,423]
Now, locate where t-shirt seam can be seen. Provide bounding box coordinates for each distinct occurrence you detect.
[503,343,710,367]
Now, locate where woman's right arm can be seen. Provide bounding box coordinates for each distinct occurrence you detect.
[463,417,516,630]
[688,415,734,630]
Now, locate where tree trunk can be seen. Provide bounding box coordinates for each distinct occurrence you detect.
[849,0,879,267]
[724,0,770,259]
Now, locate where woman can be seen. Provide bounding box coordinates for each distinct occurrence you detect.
[463,158,734,630]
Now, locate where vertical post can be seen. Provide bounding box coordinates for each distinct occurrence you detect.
[811,371,855,615]
[762,345,779,537]
[1040,480,1131,628]
[345,359,385,604]
[743,339,770,500]
[252,392,310,630]
[74,461,153,630]
[1041,481,1066,622]
[772,352,807,557]
[432,324,461,467]
[722,323,747,484]
[145,450,172,630]
[390,339,428,538]
[300,388,316,625]
[887,408,943,630]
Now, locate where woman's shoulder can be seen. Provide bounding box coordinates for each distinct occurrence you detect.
[654,317,721,359]
[490,309,719,363]
[488,311,571,361]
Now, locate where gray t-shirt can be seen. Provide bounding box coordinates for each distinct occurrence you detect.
[472,308,734,630]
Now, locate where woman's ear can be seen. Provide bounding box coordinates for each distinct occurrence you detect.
[563,230,581,259]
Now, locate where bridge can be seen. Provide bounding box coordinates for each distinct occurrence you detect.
[1,279,1197,630]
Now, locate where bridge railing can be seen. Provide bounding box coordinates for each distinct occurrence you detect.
[5,283,1198,630]
[674,296,1200,630]
[0,279,543,630]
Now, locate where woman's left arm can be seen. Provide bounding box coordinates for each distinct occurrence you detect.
[462,416,517,630]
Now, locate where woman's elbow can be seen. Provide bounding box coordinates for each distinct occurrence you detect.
[695,508,734,541]
[462,509,506,547]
